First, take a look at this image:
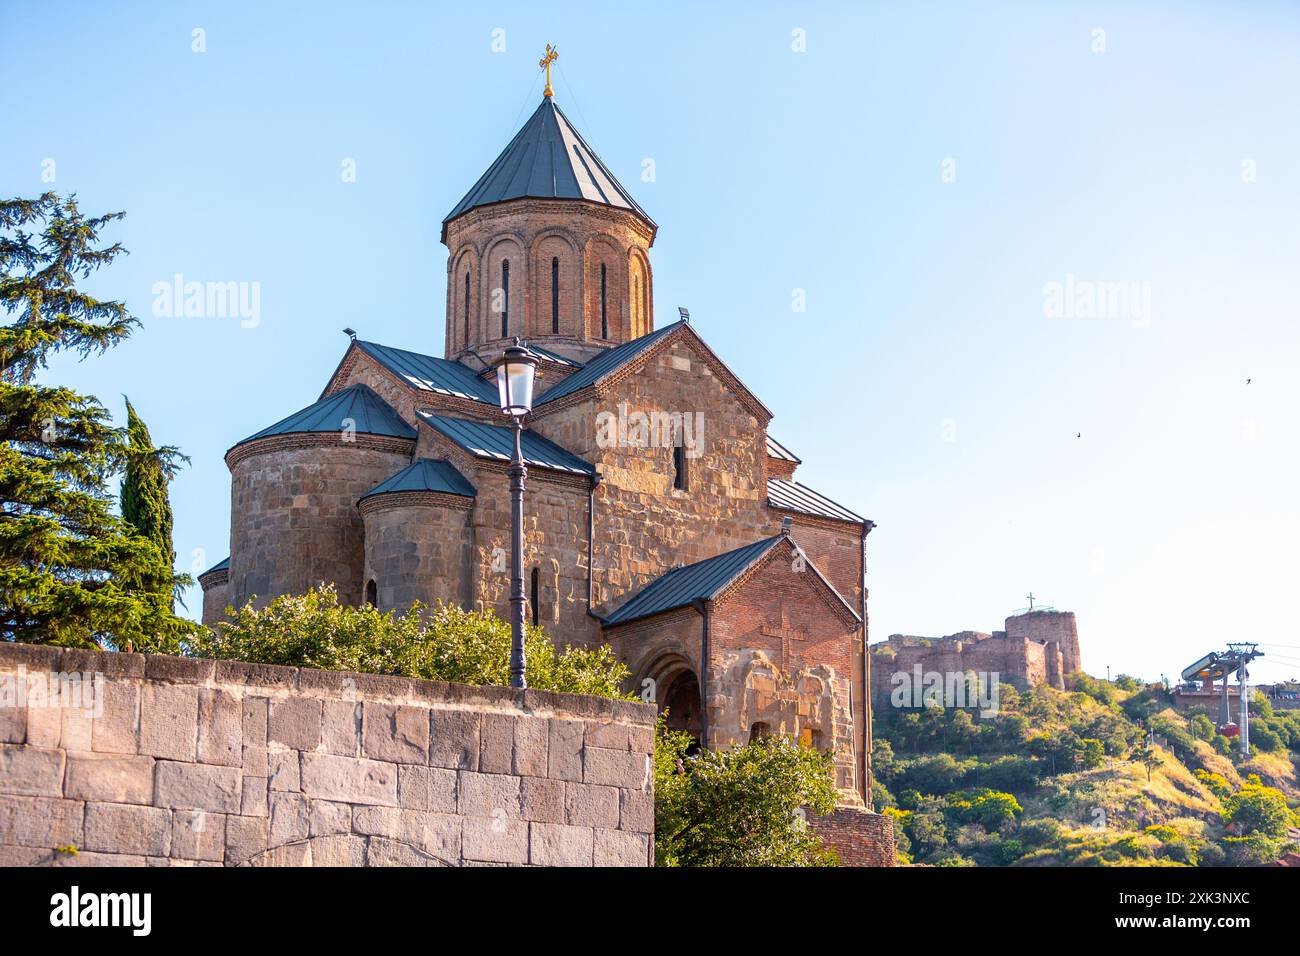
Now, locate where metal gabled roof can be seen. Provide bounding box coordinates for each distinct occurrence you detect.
[528,344,583,368]
[535,321,682,406]
[360,458,476,502]
[443,97,654,231]
[768,478,866,524]
[765,434,801,463]
[355,341,499,405]
[417,412,594,476]
[237,384,416,446]
[602,535,785,627]
[199,557,229,577]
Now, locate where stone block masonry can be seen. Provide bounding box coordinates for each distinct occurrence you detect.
[0,642,655,867]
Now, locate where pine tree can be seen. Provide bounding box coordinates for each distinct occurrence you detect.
[0,192,195,649]
[120,397,188,606]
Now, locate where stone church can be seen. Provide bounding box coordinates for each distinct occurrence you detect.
[199,81,883,822]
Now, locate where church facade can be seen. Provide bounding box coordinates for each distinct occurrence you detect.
[200,87,880,814]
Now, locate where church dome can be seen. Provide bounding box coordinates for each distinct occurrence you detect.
[440,93,656,365]
[442,97,655,239]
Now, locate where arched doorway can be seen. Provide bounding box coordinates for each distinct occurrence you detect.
[661,671,702,744]
[638,653,703,751]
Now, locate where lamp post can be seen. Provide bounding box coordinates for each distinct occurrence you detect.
[492,338,538,688]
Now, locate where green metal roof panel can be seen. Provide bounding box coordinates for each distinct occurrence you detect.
[238,384,416,446]
[199,557,229,576]
[356,341,499,405]
[360,458,476,501]
[536,321,682,406]
[529,344,583,368]
[602,536,783,627]
[768,478,865,524]
[444,98,654,228]
[417,412,594,476]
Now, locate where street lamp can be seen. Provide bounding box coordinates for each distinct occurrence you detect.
[492,338,538,688]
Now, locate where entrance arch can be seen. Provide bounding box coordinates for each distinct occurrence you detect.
[637,652,703,747]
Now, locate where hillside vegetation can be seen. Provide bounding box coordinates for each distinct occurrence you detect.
[872,676,1300,866]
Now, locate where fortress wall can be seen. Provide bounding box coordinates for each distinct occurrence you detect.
[0,642,654,867]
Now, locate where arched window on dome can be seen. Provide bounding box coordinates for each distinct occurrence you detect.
[551,257,560,335]
[463,270,470,347]
[530,567,541,626]
[501,260,510,338]
[599,263,608,339]
[365,579,377,608]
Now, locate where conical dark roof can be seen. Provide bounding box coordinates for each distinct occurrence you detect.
[360,458,476,502]
[443,97,654,231]
[236,384,416,446]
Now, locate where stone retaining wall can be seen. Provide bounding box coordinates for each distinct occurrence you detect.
[0,642,655,867]
[810,806,896,867]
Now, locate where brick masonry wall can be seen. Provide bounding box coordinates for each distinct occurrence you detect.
[810,807,896,867]
[0,642,655,867]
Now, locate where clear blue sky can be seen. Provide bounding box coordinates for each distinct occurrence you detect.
[4,2,1299,684]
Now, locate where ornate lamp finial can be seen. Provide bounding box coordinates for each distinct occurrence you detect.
[539,43,559,98]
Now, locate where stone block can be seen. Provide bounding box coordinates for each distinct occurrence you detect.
[363,702,429,764]
[366,836,452,867]
[619,788,654,833]
[429,709,479,770]
[270,751,301,792]
[478,713,514,774]
[308,834,366,866]
[529,822,594,867]
[269,792,311,846]
[0,697,26,744]
[268,697,321,751]
[513,715,548,777]
[565,782,619,829]
[520,777,565,823]
[323,699,361,755]
[457,770,520,818]
[584,746,649,789]
[300,753,398,806]
[461,816,527,864]
[155,760,242,813]
[548,718,583,782]
[594,828,649,867]
[171,810,226,862]
[308,800,351,837]
[0,744,64,797]
[92,680,139,754]
[584,720,630,751]
[197,688,242,767]
[64,753,155,805]
[224,814,268,864]
[241,776,268,817]
[242,696,268,748]
[139,684,198,761]
[0,794,84,847]
[84,802,171,856]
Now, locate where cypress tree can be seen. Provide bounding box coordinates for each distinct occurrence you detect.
[0,192,195,649]
[120,397,187,606]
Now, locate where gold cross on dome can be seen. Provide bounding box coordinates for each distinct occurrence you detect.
[539,44,559,97]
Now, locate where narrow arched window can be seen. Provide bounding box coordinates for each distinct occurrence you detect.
[551,257,560,334]
[501,260,510,337]
[365,579,377,607]
[632,275,639,335]
[672,442,688,491]
[530,567,541,626]
[600,263,608,338]
[463,270,470,345]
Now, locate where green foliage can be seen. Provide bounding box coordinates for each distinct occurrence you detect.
[193,586,631,699]
[1130,744,1161,782]
[0,193,194,649]
[119,397,187,605]
[1221,780,1294,837]
[653,720,839,867]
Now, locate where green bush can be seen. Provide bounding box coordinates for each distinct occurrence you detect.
[193,585,630,698]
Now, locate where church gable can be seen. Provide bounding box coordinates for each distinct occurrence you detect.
[322,340,501,426]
